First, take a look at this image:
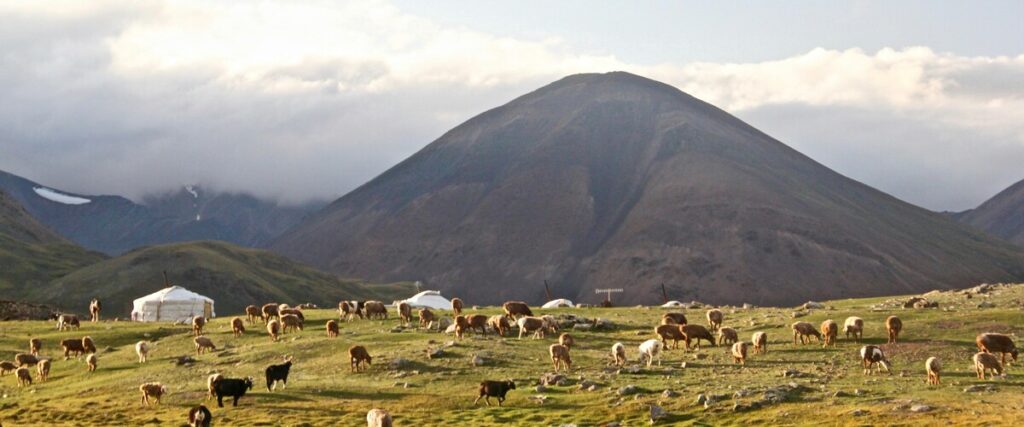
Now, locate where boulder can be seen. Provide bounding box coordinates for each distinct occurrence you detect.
[649,404,667,423]
[617,385,640,396]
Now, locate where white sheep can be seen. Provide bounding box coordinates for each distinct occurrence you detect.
[135,341,150,363]
[638,339,664,367]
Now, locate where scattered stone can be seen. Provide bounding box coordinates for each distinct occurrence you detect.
[174,355,196,366]
[390,326,404,333]
[573,323,593,331]
[853,388,866,396]
[910,405,932,413]
[964,384,996,393]
[471,355,486,366]
[389,358,409,370]
[579,379,597,390]
[617,385,640,396]
[649,404,667,423]
[540,373,566,386]
[661,389,678,398]
[427,348,444,359]
[536,385,548,393]
[802,301,826,309]
[693,353,708,360]
[849,409,868,417]
[443,340,457,348]
[782,369,810,378]
[832,390,850,398]
[791,311,808,318]
[619,366,642,374]
[733,388,753,398]
[977,301,996,309]
[742,303,755,309]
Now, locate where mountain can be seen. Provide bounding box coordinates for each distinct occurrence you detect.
[0,190,106,297]
[957,178,1024,246]
[0,170,323,255]
[31,240,416,316]
[271,71,1024,306]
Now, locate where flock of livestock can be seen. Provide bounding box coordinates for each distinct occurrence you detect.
[2,296,1020,426]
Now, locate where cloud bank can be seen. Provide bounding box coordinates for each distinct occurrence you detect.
[1,1,1021,210]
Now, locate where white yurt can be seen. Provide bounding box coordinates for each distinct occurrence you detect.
[542,298,575,308]
[131,286,215,322]
[400,290,452,310]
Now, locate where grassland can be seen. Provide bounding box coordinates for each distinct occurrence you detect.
[1,285,1023,426]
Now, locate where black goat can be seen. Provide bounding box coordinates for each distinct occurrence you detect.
[266,355,293,391]
[188,404,212,427]
[474,380,516,406]
[213,376,254,407]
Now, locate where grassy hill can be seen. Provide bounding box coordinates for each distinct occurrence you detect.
[1,284,1022,425]
[32,240,417,316]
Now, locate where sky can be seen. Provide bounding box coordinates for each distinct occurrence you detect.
[0,1,1022,210]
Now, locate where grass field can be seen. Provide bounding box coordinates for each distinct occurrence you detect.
[1,285,1022,426]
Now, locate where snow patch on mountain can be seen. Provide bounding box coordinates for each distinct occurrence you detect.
[33,187,91,205]
[184,185,199,199]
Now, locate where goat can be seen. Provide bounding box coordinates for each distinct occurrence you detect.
[340,301,361,321]
[61,338,87,359]
[558,333,575,349]
[752,331,768,354]
[549,344,572,371]
[925,356,941,385]
[466,314,488,335]
[451,297,464,316]
[265,355,293,391]
[192,316,206,336]
[349,345,372,372]
[516,316,549,339]
[89,298,101,322]
[280,313,304,333]
[454,315,469,339]
[326,319,340,338]
[29,338,41,356]
[718,327,739,346]
[57,314,80,331]
[188,404,212,427]
[86,353,97,372]
[140,382,168,406]
[820,319,838,347]
[488,314,510,336]
[0,361,17,375]
[680,324,716,350]
[280,307,305,322]
[16,367,32,387]
[212,377,254,407]
[731,342,748,365]
[82,336,97,353]
[706,309,723,332]
[418,308,435,329]
[194,336,216,355]
[474,380,515,406]
[245,305,263,324]
[976,333,1019,365]
[860,345,892,375]
[974,351,1004,380]
[207,373,223,401]
[844,316,864,342]
[661,312,687,325]
[15,353,39,367]
[655,324,686,349]
[885,315,902,344]
[791,322,822,345]
[267,319,281,342]
[502,301,533,320]
[36,358,50,382]
[231,317,245,336]
[398,302,412,326]
[262,303,280,323]
[363,301,388,319]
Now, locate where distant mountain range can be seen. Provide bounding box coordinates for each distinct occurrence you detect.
[955,178,1024,247]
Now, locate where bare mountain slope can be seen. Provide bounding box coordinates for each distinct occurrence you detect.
[957,178,1024,246]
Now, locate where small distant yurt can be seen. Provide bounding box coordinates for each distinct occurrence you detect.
[542,298,575,308]
[401,290,452,310]
[131,286,215,322]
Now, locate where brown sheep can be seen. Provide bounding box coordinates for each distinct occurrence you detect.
[418,308,436,329]
[454,315,469,339]
[15,353,40,367]
[86,354,97,372]
[29,338,42,356]
[680,324,716,350]
[655,324,687,349]
[820,319,838,347]
[976,333,1019,365]
[135,341,150,363]
[661,312,687,325]
[558,333,575,349]
[516,316,548,339]
[16,367,31,387]
[0,361,17,375]
[860,345,892,375]
[61,338,87,359]
[192,316,207,337]
[262,303,280,323]
[488,315,510,336]
[731,342,748,365]
[140,382,168,406]
[267,319,281,342]
[281,313,304,333]
[245,305,262,324]
[502,301,533,320]
[718,327,739,346]
[231,317,246,337]
[326,319,340,338]
[367,408,394,427]
[791,322,822,345]
[752,332,768,354]
[398,302,412,326]
[974,351,1003,379]
[280,308,305,322]
[549,344,572,371]
[844,317,864,342]
[363,301,388,320]
[451,297,464,316]
[194,336,216,355]
[925,357,941,385]
[82,336,97,353]
[349,345,372,372]
[466,314,488,335]
[706,309,723,332]
[90,298,101,322]
[885,315,902,344]
[36,358,50,382]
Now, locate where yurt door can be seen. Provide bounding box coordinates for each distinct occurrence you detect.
[204,301,213,318]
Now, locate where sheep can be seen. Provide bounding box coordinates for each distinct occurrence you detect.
[192,316,206,336]
[57,314,80,331]
[29,338,41,356]
[280,307,305,320]
[516,316,549,339]
[326,319,340,338]
[367,408,394,427]
[661,312,687,325]
[36,358,51,382]
[718,327,739,346]
[15,353,39,367]
[454,315,469,339]
[265,355,293,391]
[135,341,150,363]
[16,367,32,387]
[267,319,281,342]
[655,324,686,349]
[206,373,223,401]
[188,404,212,427]
[706,309,723,332]
[731,342,748,365]
[140,382,168,406]
[820,319,838,347]
[860,345,892,375]
[349,345,372,372]
[61,338,87,359]
[86,353,97,372]
[558,333,575,349]
[194,336,216,355]
[245,305,263,324]
[974,351,1004,380]
[281,313,304,333]
[363,301,388,319]
[262,303,280,323]
[230,317,245,336]
[502,301,533,320]
[418,308,436,329]
[398,302,412,326]
[611,342,627,366]
[474,380,516,406]
[1,361,18,375]
[339,301,361,321]
[90,298,101,322]
[791,322,822,345]
[82,336,97,353]
[752,332,768,354]
[976,333,1019,365]
[212,377,254,407]
[451,297,464,316]
[638,339,664,367]
[467,314,489,335]
[488,314,510,336]
[549,344,572,371]
[885,315,902,344]
[844,316,864,342]
[925,356,941,385]
[680,324,717,350]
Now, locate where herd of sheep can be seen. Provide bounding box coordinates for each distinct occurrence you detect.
[2,295,1020,426]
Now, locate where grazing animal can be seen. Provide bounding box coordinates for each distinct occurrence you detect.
[1,360,19,375]
[57,314,80,331]
[90,298,101,322]
[466,314,488,335]
[549,344,572,371]
[502,301,533,320]
[135,341,150,363]
[267,319,281,341]
[844,317,864,342]
[363,301,388,319]
[140,382,168,406]
[474,380,516,406]
[516,316,549,339]
[15,353,39,367]
[61,338,87,359]
[29,338,42,356]
[349,345,372,372]
[655,324,686,349]
[82,336,97,353]
[974,351,1004,380]
[451,297,464,316]
[265,355,293,391]
[638,339,664,367]
[262,303,280,323]
[731,342,748,365]
[611,342,627,366]
[206,373,224,400]
[418,308,436,329]
[718,327,739,346]
[398,302,412,326]
[194,336,216,355]
[925,357,941,385]
[86,353,97,372]
[558,333,575,349]
[488,314,510,336]
[16,367,32,387]
[680,324,716,350]
[326,319,340,337]
[245,305,262,324]
[454,315,469,339]
[188,404,213,427]
[212,377,254,407]
[820,320,838,347]
[661,312,687,325]
[281,313,304,333]
[860,345,892,375]
[231,317,246,336]
[280,308,305,322]
[36,358,50,382]
[367,408,394,427]
[192,316,206,336]
[340,301,361,321]
[885,315,902,344]
[791,322,822,345]
[752,332,768,354]
[706,309,723,332]
[976,333,1019,365]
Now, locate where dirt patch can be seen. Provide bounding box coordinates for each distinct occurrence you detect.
[932,320,965,329]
